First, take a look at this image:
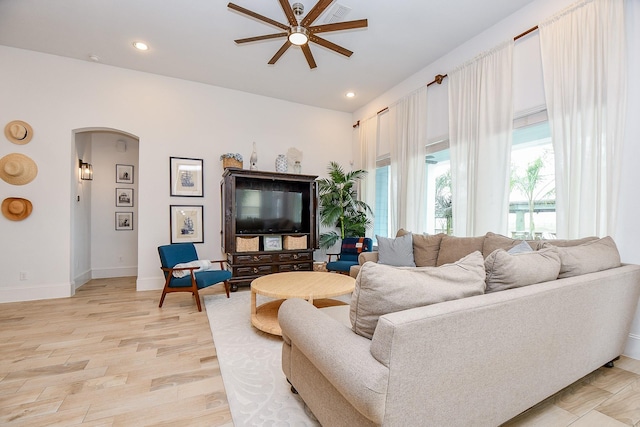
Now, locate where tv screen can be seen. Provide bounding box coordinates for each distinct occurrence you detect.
[235,188,307,234]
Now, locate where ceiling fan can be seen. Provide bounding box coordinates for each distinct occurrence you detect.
[227,1,368,69]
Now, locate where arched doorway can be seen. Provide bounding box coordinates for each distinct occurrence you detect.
[71,128,139,290]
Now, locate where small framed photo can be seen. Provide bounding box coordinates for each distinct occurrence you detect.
[170,157,203,197]
[115,212,133,231]
[264,235,282,251]
[115,188,134,207]
[116,164,134,184]
[170,205,204,243]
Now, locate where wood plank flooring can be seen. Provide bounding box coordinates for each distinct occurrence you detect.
[1,277,640,426]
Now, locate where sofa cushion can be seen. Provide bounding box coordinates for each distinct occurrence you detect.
[376,233,416,267]
[543,236,621,278]
[396,229,444,267]
[436,235,485,266]
[350,252,486,339]
[482,232,539,257]
[485,246,561,293]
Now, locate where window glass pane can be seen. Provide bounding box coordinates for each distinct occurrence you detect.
[509,121,556,239]
[374,165,390,242]
[426,148,452,235]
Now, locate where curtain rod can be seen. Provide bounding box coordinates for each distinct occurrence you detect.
[353,24,540,128]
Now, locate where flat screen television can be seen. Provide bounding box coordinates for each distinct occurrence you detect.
[235,180,311,234]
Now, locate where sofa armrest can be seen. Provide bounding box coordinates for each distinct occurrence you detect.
[358,251,378,265]
[279,298,388,422]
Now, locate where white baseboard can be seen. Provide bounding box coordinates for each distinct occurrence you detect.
[92,266,138,279]
[136,276,164,291]
[74,269,92,291]
[623,333,640,360]
[0,282,72,303]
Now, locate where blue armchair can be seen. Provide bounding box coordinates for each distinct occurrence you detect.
[326,237,373,274]
[158,243,232,311]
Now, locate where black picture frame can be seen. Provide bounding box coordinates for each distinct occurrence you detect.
[115,188,134,207]
[115,212,133,231]
[116,164,134,184]
[170,157,203,197]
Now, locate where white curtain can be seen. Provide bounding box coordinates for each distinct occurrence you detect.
[540,0,627,238]
[388,86,428,233]
[448,40,514,237]
[359,116,378,238]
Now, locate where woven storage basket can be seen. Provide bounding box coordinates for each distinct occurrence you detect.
[283,235,307,250]
[222,158,243,169]
[236,236,258,252]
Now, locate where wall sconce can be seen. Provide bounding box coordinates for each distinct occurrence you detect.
[79,159,93,181]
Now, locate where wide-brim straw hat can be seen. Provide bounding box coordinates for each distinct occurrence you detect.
[4,120,33,145]
[0,153,38,185]
[2,197,33,221]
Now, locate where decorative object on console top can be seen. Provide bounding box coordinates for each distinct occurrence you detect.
[220,152,243,169]
[287,147,302,174]
[275,154,288,173]
[250,142,258,170]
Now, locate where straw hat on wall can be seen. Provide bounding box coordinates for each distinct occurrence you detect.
[2,197,33,221]
[0,153,38,185]
[4,120,33,145]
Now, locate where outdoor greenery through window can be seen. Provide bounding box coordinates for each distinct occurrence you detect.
[509,120,555,239]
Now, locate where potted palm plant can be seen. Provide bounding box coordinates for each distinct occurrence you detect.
[318,161,373,249]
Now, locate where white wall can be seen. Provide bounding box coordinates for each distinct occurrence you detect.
[0,46,352,302]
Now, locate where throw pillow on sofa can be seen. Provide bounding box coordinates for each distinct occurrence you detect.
[396,228,444,267]
[376,233,416,267]
[485,246,561,293]
[543,236,621,278]
[350,252,486,339]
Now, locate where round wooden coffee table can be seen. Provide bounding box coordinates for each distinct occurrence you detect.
[251,271,355,336]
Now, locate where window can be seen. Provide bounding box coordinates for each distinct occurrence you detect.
[425,141,452,235]
[509,119,555,239]
[374,158,390,241]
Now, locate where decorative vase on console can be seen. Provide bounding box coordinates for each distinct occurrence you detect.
[293,161,301,174]
[250,142,258,170]
[275,154,288,172]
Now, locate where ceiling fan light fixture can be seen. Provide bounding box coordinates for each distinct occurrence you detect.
[288,26,309,46]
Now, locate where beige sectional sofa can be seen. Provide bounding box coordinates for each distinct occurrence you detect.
[279,232,640,426]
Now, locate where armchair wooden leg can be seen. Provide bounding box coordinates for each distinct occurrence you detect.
[159,275,172,308]
[224,281,230,298]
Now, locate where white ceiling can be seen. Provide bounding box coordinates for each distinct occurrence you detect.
[0,0,536,113]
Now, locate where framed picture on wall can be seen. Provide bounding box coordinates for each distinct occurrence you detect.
[170,205,204,243]
[116,164,134,184]
[170,157,203,197]
[115,212,134,231]
[115,188,134,207]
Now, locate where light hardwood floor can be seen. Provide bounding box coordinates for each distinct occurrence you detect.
[1,277,640,426]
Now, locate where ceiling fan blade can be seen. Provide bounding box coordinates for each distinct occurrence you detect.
[278,0,298,26]
[301,44,317,69]
[309,34,353,57]
[235,32,288,44]
[309,19,368,34]
[228,2,289,31]
[300,0,334,27]
[268,41,292,65]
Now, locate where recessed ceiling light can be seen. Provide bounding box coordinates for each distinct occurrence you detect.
[345,92,356,98]
[132,41,149,51]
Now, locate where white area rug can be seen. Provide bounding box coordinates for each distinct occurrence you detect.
[204,290,320,426]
